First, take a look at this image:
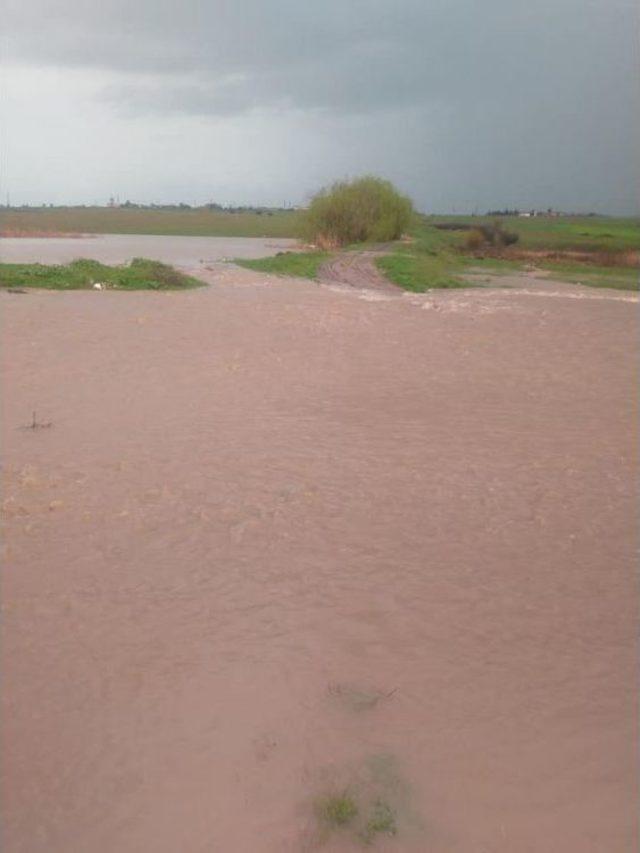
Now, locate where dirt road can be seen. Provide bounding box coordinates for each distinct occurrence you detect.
[318,248,396,292]
[2,264,638,852]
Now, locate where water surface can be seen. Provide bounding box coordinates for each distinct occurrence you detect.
[2,268,637,851]
[0,234,297,268]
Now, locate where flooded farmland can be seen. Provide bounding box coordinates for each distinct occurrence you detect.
[0,234,298,268]
[1,250,638,851]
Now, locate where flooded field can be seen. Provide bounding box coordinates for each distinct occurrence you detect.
[0,234,298,268]
[1,260,638,851]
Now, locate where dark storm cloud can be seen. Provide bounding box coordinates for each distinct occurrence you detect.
[5,0,634,115]
[4,0,638,211]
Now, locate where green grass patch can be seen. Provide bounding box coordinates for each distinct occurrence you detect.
[376,249,472,293]
[459,256,523,274]
[378,215,638,292]
[235,250,328,279]
[376,220,476,291]
[0,258,202,290]
[536,261,638,291]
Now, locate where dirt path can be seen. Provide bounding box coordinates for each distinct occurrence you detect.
[318,248,397,292]
[317,249,637,305]
[2,267,638,852]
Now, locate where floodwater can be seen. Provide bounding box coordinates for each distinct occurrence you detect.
[1,258,638,852]
[0,234,297,268]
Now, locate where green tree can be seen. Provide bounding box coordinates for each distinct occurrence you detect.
[304,176,413,247]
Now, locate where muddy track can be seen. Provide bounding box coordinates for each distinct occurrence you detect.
[318,247,397,292]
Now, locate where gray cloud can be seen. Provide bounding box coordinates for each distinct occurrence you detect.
[3,0,638,212]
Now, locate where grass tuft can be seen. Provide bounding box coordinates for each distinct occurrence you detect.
[0,258,202,290]
[235,251,329,279]
[376,251,466,291]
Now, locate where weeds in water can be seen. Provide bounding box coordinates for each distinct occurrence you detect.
[361,800,398,845]
[317,792,359,828]
[328,682,397,712]
[315,787,401,846]
[20,411,52,431]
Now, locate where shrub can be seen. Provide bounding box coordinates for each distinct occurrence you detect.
[465,229,486,251]
[501,229,520,246]
[303,176,413,248]
[434,222,473,231]
[465,221,519,251]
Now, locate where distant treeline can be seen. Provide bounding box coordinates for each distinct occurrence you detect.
[0,202,297,214]
[486,209,527,216]
[485,208,601,217]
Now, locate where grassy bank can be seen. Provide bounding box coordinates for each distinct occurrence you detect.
[0,207,301,238]
[8,209,634,292]
[231,214,638,292]
[378,215,639,292]
[0,258,202,290]
[235,251,329,279]
[374,222,493,291]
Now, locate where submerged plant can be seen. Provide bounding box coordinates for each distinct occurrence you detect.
[361,799,398,844]
[317,792,359,828]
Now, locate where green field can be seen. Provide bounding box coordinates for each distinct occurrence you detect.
[0,258,202,290]
[381,216,639,291]
[0,207,301,238]
[426,215,640,253]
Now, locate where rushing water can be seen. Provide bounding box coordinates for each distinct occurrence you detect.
[1,260,638,851]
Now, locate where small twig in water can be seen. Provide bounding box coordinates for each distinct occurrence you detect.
[20,411,53,431]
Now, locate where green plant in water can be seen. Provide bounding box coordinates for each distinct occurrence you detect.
[361,800,398,845]
[317,792,359,828]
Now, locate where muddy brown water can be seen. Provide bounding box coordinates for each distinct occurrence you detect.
[1,255,638,851]
[0,234,298,268]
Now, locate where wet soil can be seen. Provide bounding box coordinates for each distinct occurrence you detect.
[319,249,396,292]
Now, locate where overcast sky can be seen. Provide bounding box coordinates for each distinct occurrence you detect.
[2,0,638,212]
